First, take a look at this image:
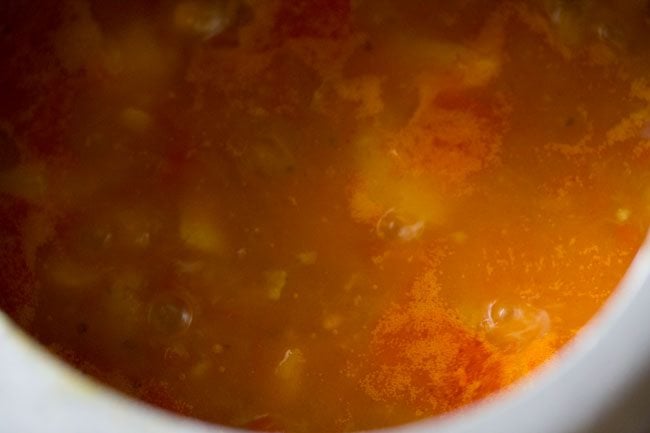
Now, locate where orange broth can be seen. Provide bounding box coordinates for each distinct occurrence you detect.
[1,1,650,432]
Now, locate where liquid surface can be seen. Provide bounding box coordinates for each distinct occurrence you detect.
[1,1,650,432]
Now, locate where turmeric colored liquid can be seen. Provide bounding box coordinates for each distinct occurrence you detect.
[1,1,650,432]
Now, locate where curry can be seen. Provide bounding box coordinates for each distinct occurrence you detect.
[1,1,650,432]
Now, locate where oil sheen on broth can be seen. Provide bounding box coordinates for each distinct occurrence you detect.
[1,1,650,432]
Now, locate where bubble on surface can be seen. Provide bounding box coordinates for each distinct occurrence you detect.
[148,293,193,336]
[376,208,425,242]
[481,299,550,348]
[173,0,237,40]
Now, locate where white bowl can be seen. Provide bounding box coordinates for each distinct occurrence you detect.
[3,237,650,433]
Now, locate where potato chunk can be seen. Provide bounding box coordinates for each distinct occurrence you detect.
[275,348,306,397]
[180,201,227,255]
[264,270,287,300]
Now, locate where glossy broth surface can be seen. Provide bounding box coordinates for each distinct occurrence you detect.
[2,1,650,432]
